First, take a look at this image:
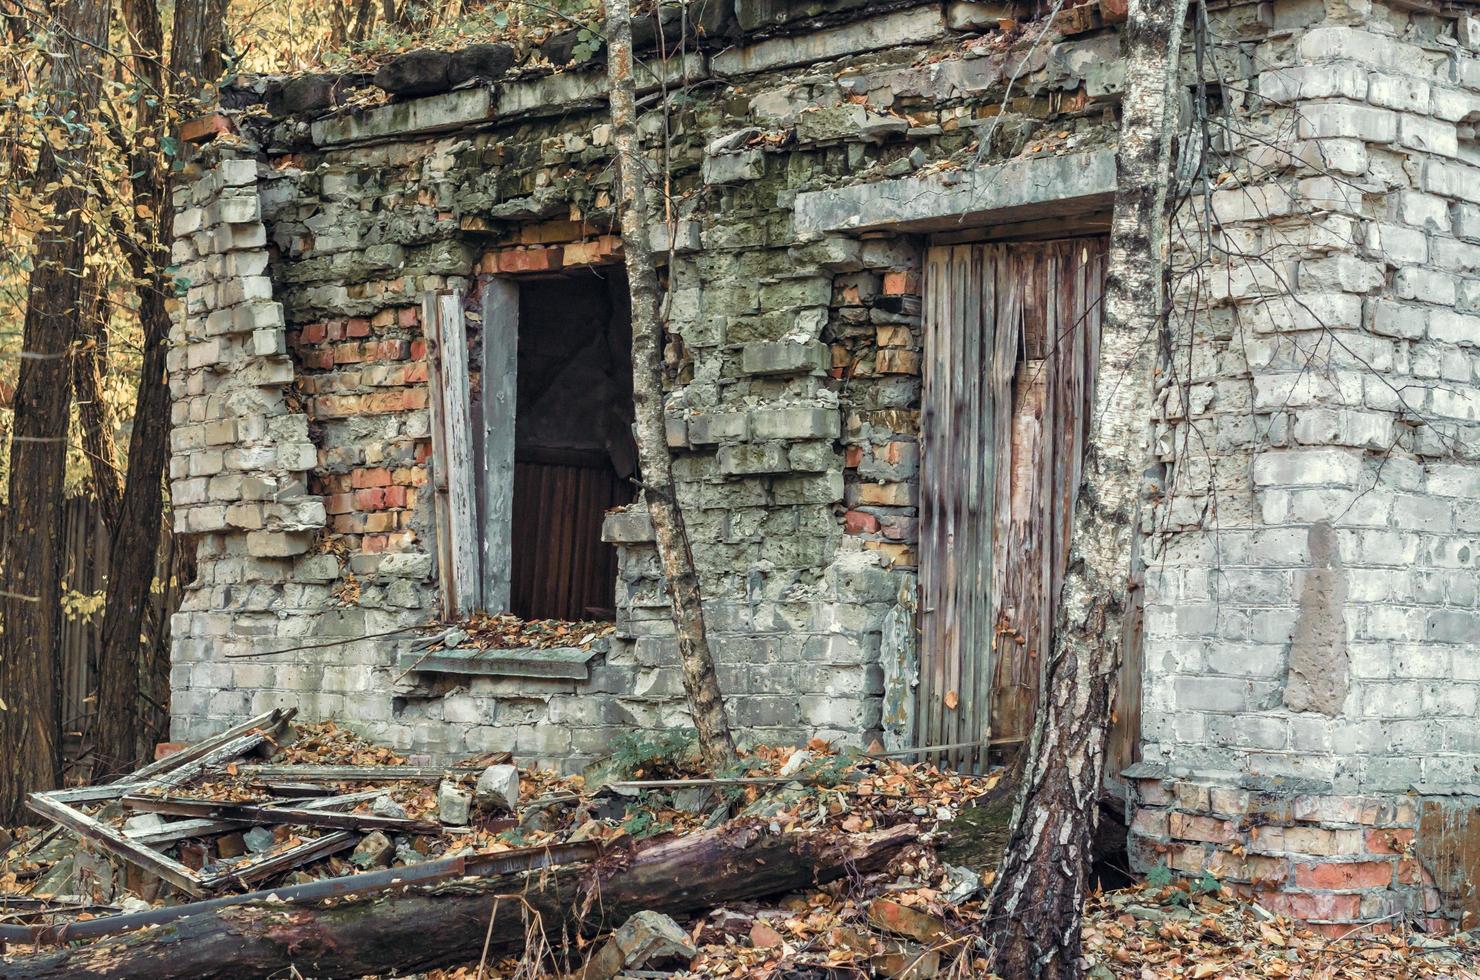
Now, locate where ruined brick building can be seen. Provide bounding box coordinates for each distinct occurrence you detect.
[167,0,1480,929]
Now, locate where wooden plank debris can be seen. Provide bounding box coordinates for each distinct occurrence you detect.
[26,794,210,898]
[125,709,290,784]
[234,764,494,783]
[123,791,385,846]
[198,832,358,891]
[121,796,439,835]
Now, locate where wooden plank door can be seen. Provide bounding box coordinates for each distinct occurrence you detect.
[917,238,1107,771]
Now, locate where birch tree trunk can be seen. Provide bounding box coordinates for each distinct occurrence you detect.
[0,0,112,823]
[604,0,736,772]
[983,1,1189,976]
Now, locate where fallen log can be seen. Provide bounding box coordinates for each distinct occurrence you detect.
[3,821,916,980]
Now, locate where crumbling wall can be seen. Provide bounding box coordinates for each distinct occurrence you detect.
[169,1,1133,771]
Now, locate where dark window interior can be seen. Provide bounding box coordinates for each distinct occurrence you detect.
[510,268,637,621]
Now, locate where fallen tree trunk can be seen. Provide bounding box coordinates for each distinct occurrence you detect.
[4,821,914,979]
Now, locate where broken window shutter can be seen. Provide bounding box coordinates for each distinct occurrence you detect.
[423,289,481,619]
[480,279,517,614]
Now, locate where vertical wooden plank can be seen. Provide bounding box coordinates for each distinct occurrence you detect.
[422,291,455,620]
[439,291,481,618]
[480,279,518,614]
[968,244,998,773]
[918,246,945,753]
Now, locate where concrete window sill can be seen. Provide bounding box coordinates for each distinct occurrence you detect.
[395,643,603,681]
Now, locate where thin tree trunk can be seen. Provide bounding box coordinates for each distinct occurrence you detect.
[982,1,1188,976]
[604,0,736,773]
[0,0,112,824]
[92,0,216,775]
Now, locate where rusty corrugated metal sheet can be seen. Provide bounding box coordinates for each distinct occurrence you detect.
[918,238,1108,771]
[510,451,633,622]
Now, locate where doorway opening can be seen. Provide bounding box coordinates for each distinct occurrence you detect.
[508,267,636,621]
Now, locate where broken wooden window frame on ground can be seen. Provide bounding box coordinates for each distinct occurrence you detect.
[12,711,513,905]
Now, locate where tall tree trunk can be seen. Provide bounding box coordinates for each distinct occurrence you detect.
[74,265,124,528]
[0,0,112,823]
[604,0,736,773]
[92,0,218,775]
[982,1,1189,976]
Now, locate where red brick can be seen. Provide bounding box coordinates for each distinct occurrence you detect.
[876,349,920,375]
[843,510,880,535]
[495,247,564,274]
[1169,812,1237,845]
[844,445,864,468]
[364,512,398,533]
[325,320,346,341]
[350,468,389,489]
[325,493,354,515]
[154,742,186,760]
[405,362,429,384]
[1130,807,1168,838]
[882,271,921,296]
[181,112,235,144]
[345,318,372,338]
[1396,859,1429,885]
[332,514,365,534]
[383,485,408,509]
[1294,861,1394,890]
[299,322,328,344]
[363,534,389,554]
[1365,829,1414,855]
[354,488,387,510]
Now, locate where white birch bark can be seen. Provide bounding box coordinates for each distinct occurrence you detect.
[983,1,1190,976]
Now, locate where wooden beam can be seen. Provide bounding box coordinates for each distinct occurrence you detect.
[437,290,481,618]
[26,794,208,898]
[125,709,287,784]
[120,797,439,835]
[197,832,358,891]
[423,291,456,619]
[123,791,386,846]
[234,764,493,782]
[480,277,518,614]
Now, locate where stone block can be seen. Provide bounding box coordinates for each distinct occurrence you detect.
[749,407,839,441]
[245,530,314,557]
[740,340,827,376]
[701,149,764,185]
[718,442,790,476]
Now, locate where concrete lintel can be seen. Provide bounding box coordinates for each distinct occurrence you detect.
[793,148,1117,238]
[313,87,495,147]
[312,54,708,148]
